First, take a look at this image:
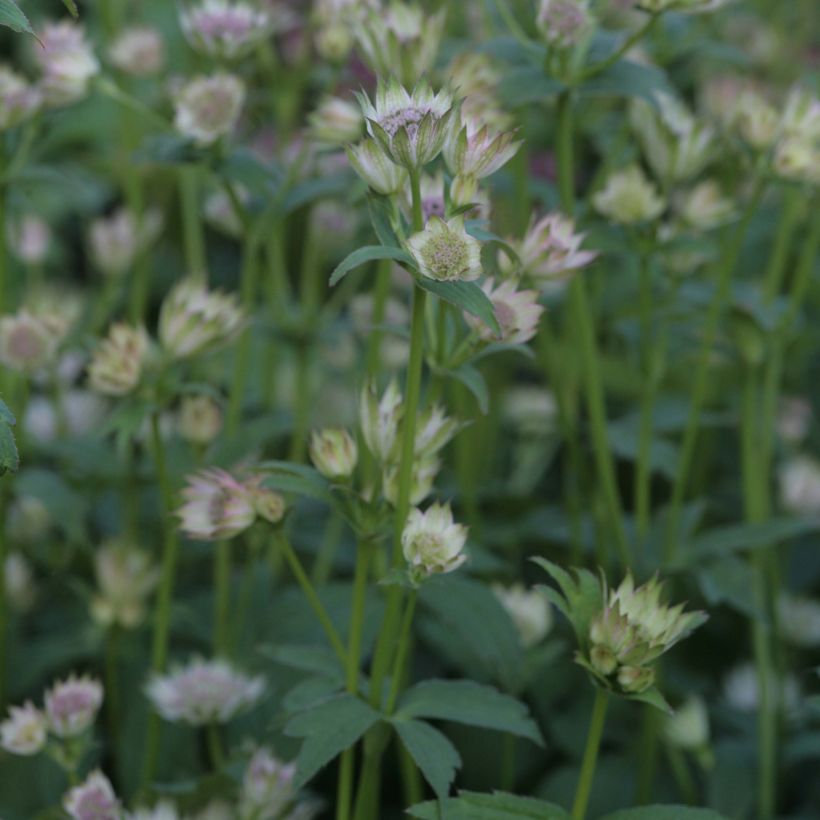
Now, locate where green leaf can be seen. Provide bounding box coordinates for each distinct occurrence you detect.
[283,173,352,214]
[448,364,489,414]
[134,134,202,166]
[598,807,729,820]
[329,245,414,286]
[394,719,461,799]
[368,194,402,248]
[499,67,566,106]
[416,279,501,335]
[397,680,543,745]
[261,644,343,679]
[578,59,671,103]
[687,518,820,562]
[256,461,333,504]
[408,790,572,819]
[0,0,34,34]
[284,694,382,789]
[61,0,79,17]
[0,399,18,475]
[625,686,673,715]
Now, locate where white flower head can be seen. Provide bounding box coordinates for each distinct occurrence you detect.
[676,180,735,232]
[0,310,61,373]
[346,138,408,195]
[537,0,594,48]
[309,428,359,480]
[359,380,403,463]
[401,502,468,578]
[493,583,553,648]
[465,279,544,344]
[88,323,150,397]
[146,657,264,725]
[63,770,120,820]
[240,747,297,818]
[0,701,47,755]
[414,404,460,458]
[383,454,441,507]
[178,395,223,445]
[109,26,165,76]
[180,0,273,60]
[443,112,521,179]
[89,208,163,278]
[359,79,455,170]
[34,22,99,106]
[174,73,245,146]
[45,675,104,738]
[593,165,665,225]
[0,64,42,131]
[91,544,159,630]
[406,216,482,282]
[177,468,256,541]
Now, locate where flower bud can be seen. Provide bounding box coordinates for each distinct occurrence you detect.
[676,180,735,231]
[414,405,460,458]
[240,747,297,817]
[34,22,100,107]
[593,165,665,224]
[779,456,820,514]
[493,583,553,648]
[0,310,60,373]
[174,73,245,146]
[88,324,150,397]
[537,0,593,49]
[359,381,403,463]
[664,695,710,750]
[730,90,779,150]
[346,139,408,195]
[6,215,51,265]
[177,469,256,541]
[617,665,655,694]
[309,428,358,480]
[45,675,104,738]
[178,395,223,445]
[108,26,165,76]
[773,136,820,186]
[401,502,468,579]
[63,770,120,820]
[89,208,163,278]
[406,216,482,282]
[465,279,544,344]
[0,66,41,131]
[0,701,47,756]
[180,1,272,60]
[91,544,159,630]
[443,114,521,180]
[159,279,245,359]
[245,479,287,525]
[315,23,354,62]
[310,96,364,146]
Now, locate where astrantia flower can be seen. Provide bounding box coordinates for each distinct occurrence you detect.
[593,166,665,224]
[0,701,47,755]
[309,428,358,480]
[729,90,779,150]
[180,0,272,60]
[0,310,60,373]
[63,770,120,820]
[45,675,104,737]
[309,96,363,146]
[89,208,163,278]
[779,456,820,514]
[7,215,51,265]
[384,454,440,507]
[146,658,264,725]
[503,212,597,281]
[359,79,454,170]
[359,380,403,463]
[177,468,256,541]
[0,65,41,131]
[108,26,165,76]
[243,476,287,525]
[87,324,150,397]
[773,136,820,186]
[663,695,709,750]
[159,278,244,359]
[240,747,297,818]
[402,502,468,579]
[178,395,223,445]
[414,404,460,458]
[91,544,159,630]
[465,279,544,344]
[780,87,820,142]
[406,216,482,282]
[493,583,553,648]
[537,0,593,48]
[443,113,521,179]
[174,73,245,146]
[346,138,408,195]
[34,22,100,106]
[676,180,735,232]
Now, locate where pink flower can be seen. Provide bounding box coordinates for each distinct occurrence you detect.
[0,701,47,755]
[45,675,103,738]
[465,279,544,344]
[63,770,120,820]
[177,468,257,541]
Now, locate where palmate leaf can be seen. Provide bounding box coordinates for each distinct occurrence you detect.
[394,719,461,800]
[329,245,415,286]
[255,460,333,504]
[409,790,572,819]
[417,279,501,335]
[531,557,603,645]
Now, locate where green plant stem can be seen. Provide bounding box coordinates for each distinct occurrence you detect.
[179,166,207,282]
[763,188,802,301]
[579,13,660,80]
[663,180,765,564]
[385,591,417,714]
[555,91,575,214]
[666,745,697,805]
[572,688,609,820]
[275,530,347,664]
[142,412,181,786]
[634,250,654,543]
[635,704,658,804]
[365,258,392,377]
[214,540,231,655]
[104,626,120,768]
[206,723,224,772]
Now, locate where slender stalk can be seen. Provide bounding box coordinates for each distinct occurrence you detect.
[666,745,697,804]
[213,540,231,655]
[179,167,207,282]
[206,723,224,772]
[275,530,347,665]
[288,342,311,463]
[663,180,765,563]
[579,13,659,80]
[572,688,609,820]
[104,626,120,766]
[555,92,575,214]
[634,250,654,543]
[365,258,392,377]
[142,412,181,785]
[385,591,418,714]
[762,188,802,301]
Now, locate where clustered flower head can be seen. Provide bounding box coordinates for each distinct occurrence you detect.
[465,279,544,344]
[406,216,482,282]
[89,207,163,278]
[537,0,594,49]
[178,394,223,444]
[0,65,41,131]
[34,21,100,106]
[108,26,166,76]
[346,138,408,195]
[309,427,359,480]
[675,179,735,232]
[493,583,553,648]
[63,769,120,820]
[443,112,521,181]
[0,701,47,755]
[401,502,468,580]
[159,278,245,359]
[239,746,297,818]
[593,165,665,225]
[146,657,264,725]
[174,72,245,146]
[0,309,61,373]
[180,0,273,60]
[91,544,159,629]
[87,323,150,397]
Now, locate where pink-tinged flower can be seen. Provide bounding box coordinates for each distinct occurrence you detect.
[6,214,51,265]
[240,747,297,817]
[0,310,60,373]
[174,73,245,146]
[402,502,468,578]
[34,22,100,107]
[0,65,41,131]
[89,208,163,278]
[181,0,273,60]
[63,770,120,820]
[159,278,244,359]
[0,701,47,755]
[87,324,150,397]
[146,658,264,725]
[44,675,104,738]
[177,468,256,541]
[537,0,593,49]
[443,113,521,179]
[504,212,597,280]
[465,279,544,344]
[108,26,165,76]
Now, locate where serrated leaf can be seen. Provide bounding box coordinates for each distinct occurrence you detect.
[579,59,672,103]
[448,364,489,414]
[499,67,566,106]
[396,679,543,745]
[0,0,34,33]
[284,694,381,788]
[329,245,414,286]
[417,279,501,335]
[408,790,572,819]
[256,461,333,503]
[61,0,79,17]
[599,807,729,820]
[394,719,461,799]
[687,518,820,562]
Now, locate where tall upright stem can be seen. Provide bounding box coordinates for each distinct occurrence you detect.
[634,250,655,543]
[213,540,231,655]
[572,688,609,820]
[179,167,207,282]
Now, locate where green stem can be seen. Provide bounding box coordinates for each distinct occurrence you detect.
[385,591,417,715]
[275,530,347,665]
[288,342,311,463]
[666,745,697,804]
[555,92,575,214]
[142,412,181,786]
[214,540,231,655]
[580,13,659,80]
[763,188,802,302]
[179,166,207,282]
[104,626,120,766]
[634,250,654,543]
[663,179,765,564]
[206,723,224,772]
[365,258,392,378]
[572,688,609,820]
